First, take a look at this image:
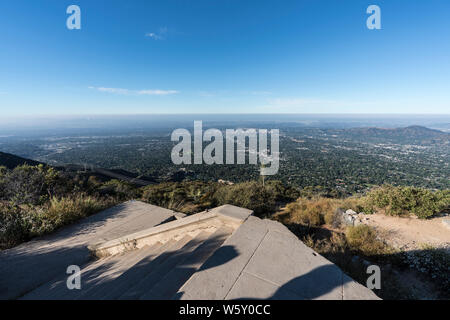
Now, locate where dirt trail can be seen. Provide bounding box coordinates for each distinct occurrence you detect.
[364,213,450,251]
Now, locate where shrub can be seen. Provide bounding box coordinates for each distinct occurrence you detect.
[345,225,390,256]
[0,203,29,249]
[141,181,219,213]
[362,185,449,219]
[0,195,117,249]
[284,199,325,227]
[0,165,73,206]
[213,181,276,216]
[264,180,300,202]
[98,179,140,200]
[42,195,115,231]
[279,197,363,228]
[141,180,291,216]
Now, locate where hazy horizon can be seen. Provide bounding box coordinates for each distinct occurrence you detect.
[0,113,449,136]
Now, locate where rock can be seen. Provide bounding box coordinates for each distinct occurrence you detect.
[442,218,450,230]
[342,209,359,226]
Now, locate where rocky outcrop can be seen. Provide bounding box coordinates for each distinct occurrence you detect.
[341,209,370,226]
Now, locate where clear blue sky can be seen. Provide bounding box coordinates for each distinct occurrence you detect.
[0,0,449,116]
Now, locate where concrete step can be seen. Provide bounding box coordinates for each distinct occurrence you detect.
[141,226,233,300]
[119,232,211,300]
[73,245,165,300]
[44,247,148,300]
[76,243,165,300]
[90,240,176,300]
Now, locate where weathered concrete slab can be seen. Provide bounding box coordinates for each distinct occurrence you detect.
[225,272,305,300]
[211,205,253,223]
[100,240,176,300]
[181,217,379,300]
[177,216,268,300]
[0,201,174,300]
[242,230,343,299]
[342,274,381,300]
[87,203,176,246]
[264,219,294,235]
[144,227,233,300]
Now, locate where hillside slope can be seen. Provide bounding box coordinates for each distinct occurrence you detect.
[0,151,41,169]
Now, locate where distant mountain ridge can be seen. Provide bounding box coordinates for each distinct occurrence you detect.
[347,125,447,137]
[338,125,449,144]
[0,151,41,169]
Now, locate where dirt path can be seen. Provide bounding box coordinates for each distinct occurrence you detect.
[364,213,450,251]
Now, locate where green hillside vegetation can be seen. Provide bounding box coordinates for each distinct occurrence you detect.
[274,187,450,299]
[1,164,449,253]
[0,164,129,249]
[361,185,449,218]
[0,164,300,249]
[140,180,299,216]
[276,185,449,229]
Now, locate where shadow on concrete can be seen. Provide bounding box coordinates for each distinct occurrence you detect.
[231,264,352,300]
[15,232,238,300]
[83,234,238,300]
[0,202,173,300]
[271,264,351,299]
[0,244,92,300]
[270,220,450,300]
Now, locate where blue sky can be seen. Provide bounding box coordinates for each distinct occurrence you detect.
[0,0,449,116]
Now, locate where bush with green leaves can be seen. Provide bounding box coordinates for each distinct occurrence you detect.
[213,181,277,217]
[40,195,116,232]
[0,164,130,249]
[362,185,449,219]
[0,164,72,206]
[98,179,141,200]
[0,195,117,249]
[0,203,29,249]
[141,180,297,216]
[141,181,220,213]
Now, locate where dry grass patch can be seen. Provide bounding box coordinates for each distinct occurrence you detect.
[275,196,363,228]
[345,225,393,256]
